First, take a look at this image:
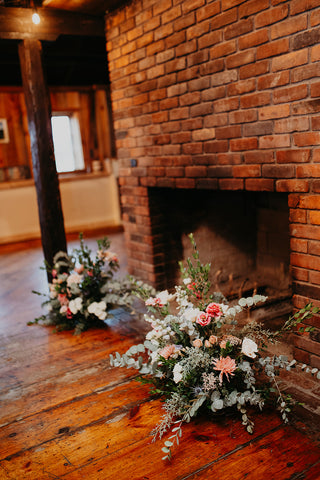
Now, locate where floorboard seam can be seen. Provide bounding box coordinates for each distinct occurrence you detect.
[0,396,155,463]
[179,424,284,480]
[0,373,141,428]
[289,458,320,479]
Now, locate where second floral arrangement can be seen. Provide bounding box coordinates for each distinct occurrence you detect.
[31,234,137,334]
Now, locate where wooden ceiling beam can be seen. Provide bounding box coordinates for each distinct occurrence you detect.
[0,6,105,40]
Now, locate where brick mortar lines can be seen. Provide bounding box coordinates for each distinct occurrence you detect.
[107,1,320,365]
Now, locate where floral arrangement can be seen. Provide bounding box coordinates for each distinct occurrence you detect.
[110,234,320,460]
[31,234,136,334]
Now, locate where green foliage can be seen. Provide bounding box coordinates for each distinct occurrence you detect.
[179,233,220,310]
[281,303,319,334]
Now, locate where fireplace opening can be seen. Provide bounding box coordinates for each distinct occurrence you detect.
[149,188,292,328]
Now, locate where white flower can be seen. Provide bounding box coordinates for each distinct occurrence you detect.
[158,290,175,304]
[182,307,201,323]
[220,304,229,315]
[88,301,107,320]
[183,277,191,285]
[67,273,83,287]
[173,363,183,383]
[211,398,224,411]
[241,337,258,359]
[49,284,58,298]
[69,297,83,314]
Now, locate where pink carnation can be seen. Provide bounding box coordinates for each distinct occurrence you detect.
[213,356,237,383]
[206,303,222,319]
[196,312,211,327]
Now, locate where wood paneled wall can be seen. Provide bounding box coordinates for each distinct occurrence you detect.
[0,89,30,172]
[0,86,114,181]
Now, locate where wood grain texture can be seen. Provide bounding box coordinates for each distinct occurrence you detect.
[0,232,319,480]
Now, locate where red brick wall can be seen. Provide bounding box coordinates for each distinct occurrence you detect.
[106,0,320,366]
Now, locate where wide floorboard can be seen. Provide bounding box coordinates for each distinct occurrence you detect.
[0,233,319,479]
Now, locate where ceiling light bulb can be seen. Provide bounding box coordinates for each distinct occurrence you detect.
[32,12,40,25]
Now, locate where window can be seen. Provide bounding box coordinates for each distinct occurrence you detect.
[0,118,9,143]
[51,113,85,173]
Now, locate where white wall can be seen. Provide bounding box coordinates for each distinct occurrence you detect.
[0,174,122,244]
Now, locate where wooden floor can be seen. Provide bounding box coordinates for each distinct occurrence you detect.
[0,232,320,480]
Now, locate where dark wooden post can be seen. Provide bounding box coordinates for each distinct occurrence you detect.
[18,38,67,277]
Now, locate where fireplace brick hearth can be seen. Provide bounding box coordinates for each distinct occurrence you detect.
[106,0,320,367]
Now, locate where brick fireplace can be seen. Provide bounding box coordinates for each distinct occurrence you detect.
[105,0,320,367]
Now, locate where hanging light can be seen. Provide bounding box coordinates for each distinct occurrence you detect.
[32,11,40,24]
[30,0,41,25]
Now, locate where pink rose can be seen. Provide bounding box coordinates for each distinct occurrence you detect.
[196,312,211,327]
[192,338,203,348]
[206,302,222,319]
[209,335,218,345]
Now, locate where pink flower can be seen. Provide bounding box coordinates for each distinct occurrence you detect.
[209,335,218,345]
[213,356,237,383]
[145,297,164,308]
[206,303,222,319]
[58,294,69,306]
[196,312,211,326]
[75,265,84,274]
[159,344,177,359]
[193,338,203,348]
[52,269,57,278]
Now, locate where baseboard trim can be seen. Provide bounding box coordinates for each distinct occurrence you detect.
[0,225,124,254]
